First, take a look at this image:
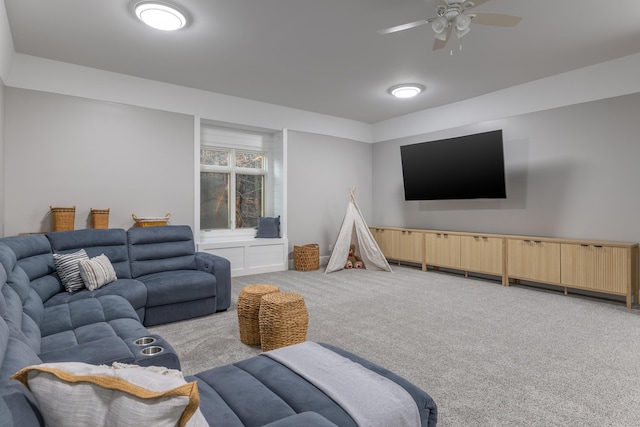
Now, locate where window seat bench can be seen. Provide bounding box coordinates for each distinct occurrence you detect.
[198,237,289,277]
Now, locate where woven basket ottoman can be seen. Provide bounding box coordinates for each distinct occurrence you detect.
[237,284,280,345]
[259,292,308,351]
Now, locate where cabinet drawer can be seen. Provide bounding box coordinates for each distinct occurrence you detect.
[507,239,561,284]
[561,244,629,294]
[425,233,460,268]
[461,235,503,275]
[398,230,424,263]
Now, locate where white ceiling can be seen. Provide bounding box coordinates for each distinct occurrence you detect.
[5,0,640,124]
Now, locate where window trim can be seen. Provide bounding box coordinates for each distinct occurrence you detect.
[200,145,268,236]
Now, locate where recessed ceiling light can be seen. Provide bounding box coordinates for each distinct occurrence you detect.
[389,84,425,99]
[135,1,187,31]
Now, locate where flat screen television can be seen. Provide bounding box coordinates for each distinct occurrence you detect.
[400,130,506,201]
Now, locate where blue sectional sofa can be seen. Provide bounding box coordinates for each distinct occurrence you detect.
[0,225,437,426]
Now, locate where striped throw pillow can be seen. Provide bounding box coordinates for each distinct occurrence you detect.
[53,249,89,293]
[78,254,117,291]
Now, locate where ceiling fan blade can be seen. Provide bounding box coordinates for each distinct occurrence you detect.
[433,25,452,50]
[378,19,429,35]
[470,12,522,27]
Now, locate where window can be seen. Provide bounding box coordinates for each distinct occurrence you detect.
[200,147,267,231]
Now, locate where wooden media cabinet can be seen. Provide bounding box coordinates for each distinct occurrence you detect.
[370,227,639,308]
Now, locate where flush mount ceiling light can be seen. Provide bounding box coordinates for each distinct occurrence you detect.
[389,84,425,99]
[135,1,187,31]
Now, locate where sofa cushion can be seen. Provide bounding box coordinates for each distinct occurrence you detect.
[13,362,208,427]
[78,254,117,291]
[127,226,198,278]
[137,270,216,307]
[0,382,45,427]
[0,335,43,382]
[39,295,140,338]
[46,229,133,279]
[0,236,60,305]
[52,249,89,293]
[2,285,41,354]
[44,278,147,314]
[38,335,139,366]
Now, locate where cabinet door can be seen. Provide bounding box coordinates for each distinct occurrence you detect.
[370,228,400,259]
[425,233,460,268]
[398,230,424,263]
[460,235,503,275]
[507,239,561,284]
[561,244,628,294]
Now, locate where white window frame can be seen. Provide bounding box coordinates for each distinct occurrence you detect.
[198,125,274,240]
[200,147,268,234]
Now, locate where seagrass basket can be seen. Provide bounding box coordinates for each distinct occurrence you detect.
[50,206,75,231]
[237,284,280,346]
[259,292,308,352]
[293,244,319,271]
[132,213,170,227]
[91,208,109,229]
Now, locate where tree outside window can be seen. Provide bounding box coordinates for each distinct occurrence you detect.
[200,148,266,231]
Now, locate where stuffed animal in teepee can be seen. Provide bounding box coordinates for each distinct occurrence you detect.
[345,244,363,269]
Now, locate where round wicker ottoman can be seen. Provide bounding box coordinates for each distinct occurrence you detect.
[237,284,280,345]
[259,292,308,352]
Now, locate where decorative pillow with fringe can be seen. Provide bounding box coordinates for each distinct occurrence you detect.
[78,254,117,291]
[12,362,208,427]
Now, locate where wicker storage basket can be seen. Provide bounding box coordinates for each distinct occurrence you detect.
[293,244,320,271]
[259,292,308,352]
[237,284,281,346]
[91,208,109,229]
[132,213,170,227]
[50,206,76,231]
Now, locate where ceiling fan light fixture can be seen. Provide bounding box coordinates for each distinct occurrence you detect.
[431,16,448,34]
[454,13,471,39]
[135,1,187,31]
[434,30,448,41]
[389,84,425,99]
[456,26,470,39]
[454,13,471,31]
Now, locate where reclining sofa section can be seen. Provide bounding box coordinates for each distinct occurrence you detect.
[24,225,231,327]
[126,225,230,326]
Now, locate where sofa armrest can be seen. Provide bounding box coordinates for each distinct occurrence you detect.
[195,252,231,312]
[261,412,338,427]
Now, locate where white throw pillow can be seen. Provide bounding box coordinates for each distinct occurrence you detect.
[52,249,89,293]
[12,362,209,427]
[78,254,118,291]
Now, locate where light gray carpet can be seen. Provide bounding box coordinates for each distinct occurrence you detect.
[150,266,640,426]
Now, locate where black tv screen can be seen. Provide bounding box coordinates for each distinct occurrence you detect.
[400,130,506,201]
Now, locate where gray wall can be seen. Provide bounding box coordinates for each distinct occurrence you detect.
[287,130,372,257]
[4,88,194,235]
[373,92,640,243]
[2,89,373,257]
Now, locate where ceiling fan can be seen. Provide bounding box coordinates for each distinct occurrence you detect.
[378,0,522,51]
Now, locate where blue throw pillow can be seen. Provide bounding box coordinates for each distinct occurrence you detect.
[256,216,280,238]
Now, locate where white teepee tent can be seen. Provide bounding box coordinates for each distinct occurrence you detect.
[325,188,392,274]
